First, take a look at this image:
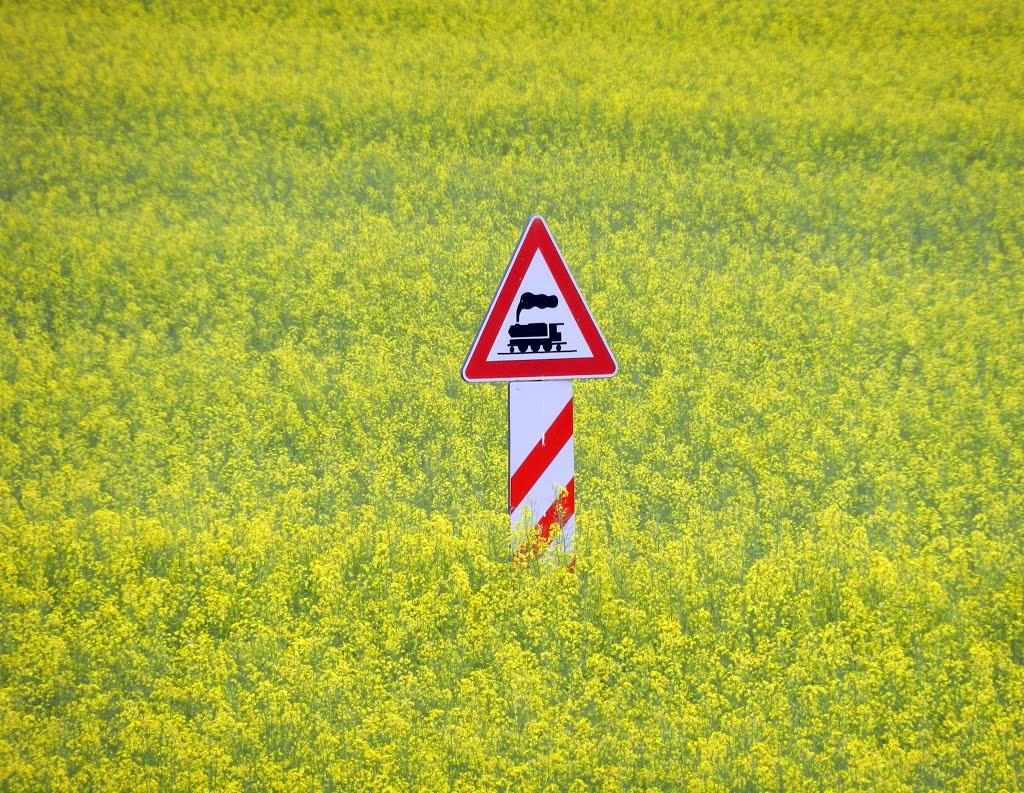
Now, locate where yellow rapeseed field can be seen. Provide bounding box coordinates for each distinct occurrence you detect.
[2,0,1023,789]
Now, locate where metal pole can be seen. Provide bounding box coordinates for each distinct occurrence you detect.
[508,380,575,561]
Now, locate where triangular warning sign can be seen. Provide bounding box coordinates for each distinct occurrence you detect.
[463,216,617,382]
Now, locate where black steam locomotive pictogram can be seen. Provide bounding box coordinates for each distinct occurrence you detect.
[505,292,571,354]
[508,321,565,353]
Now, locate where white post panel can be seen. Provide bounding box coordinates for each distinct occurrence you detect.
[508,380,575,559]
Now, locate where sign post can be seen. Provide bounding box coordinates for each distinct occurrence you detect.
[463,216,617,562]
[509,380,574,560]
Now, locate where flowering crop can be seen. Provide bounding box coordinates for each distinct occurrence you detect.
[1,0,1023,790]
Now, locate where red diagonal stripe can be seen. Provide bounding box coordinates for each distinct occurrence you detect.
[514,478,575,562]
[509,397,573,511]
[536,477,575,542]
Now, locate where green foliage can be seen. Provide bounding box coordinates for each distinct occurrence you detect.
[1,0,1023,789]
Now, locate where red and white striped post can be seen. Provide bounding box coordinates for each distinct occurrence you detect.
[509,381,575,561]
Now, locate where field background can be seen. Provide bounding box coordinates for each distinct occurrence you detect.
[2,0,1023,790]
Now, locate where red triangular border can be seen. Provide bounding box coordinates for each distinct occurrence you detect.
[462,217,618,382]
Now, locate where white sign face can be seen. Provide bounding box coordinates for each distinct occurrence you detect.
[484,250,594,364]
[462,216,617,382]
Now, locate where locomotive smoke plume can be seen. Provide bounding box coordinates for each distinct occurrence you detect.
[515,292,559,323]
